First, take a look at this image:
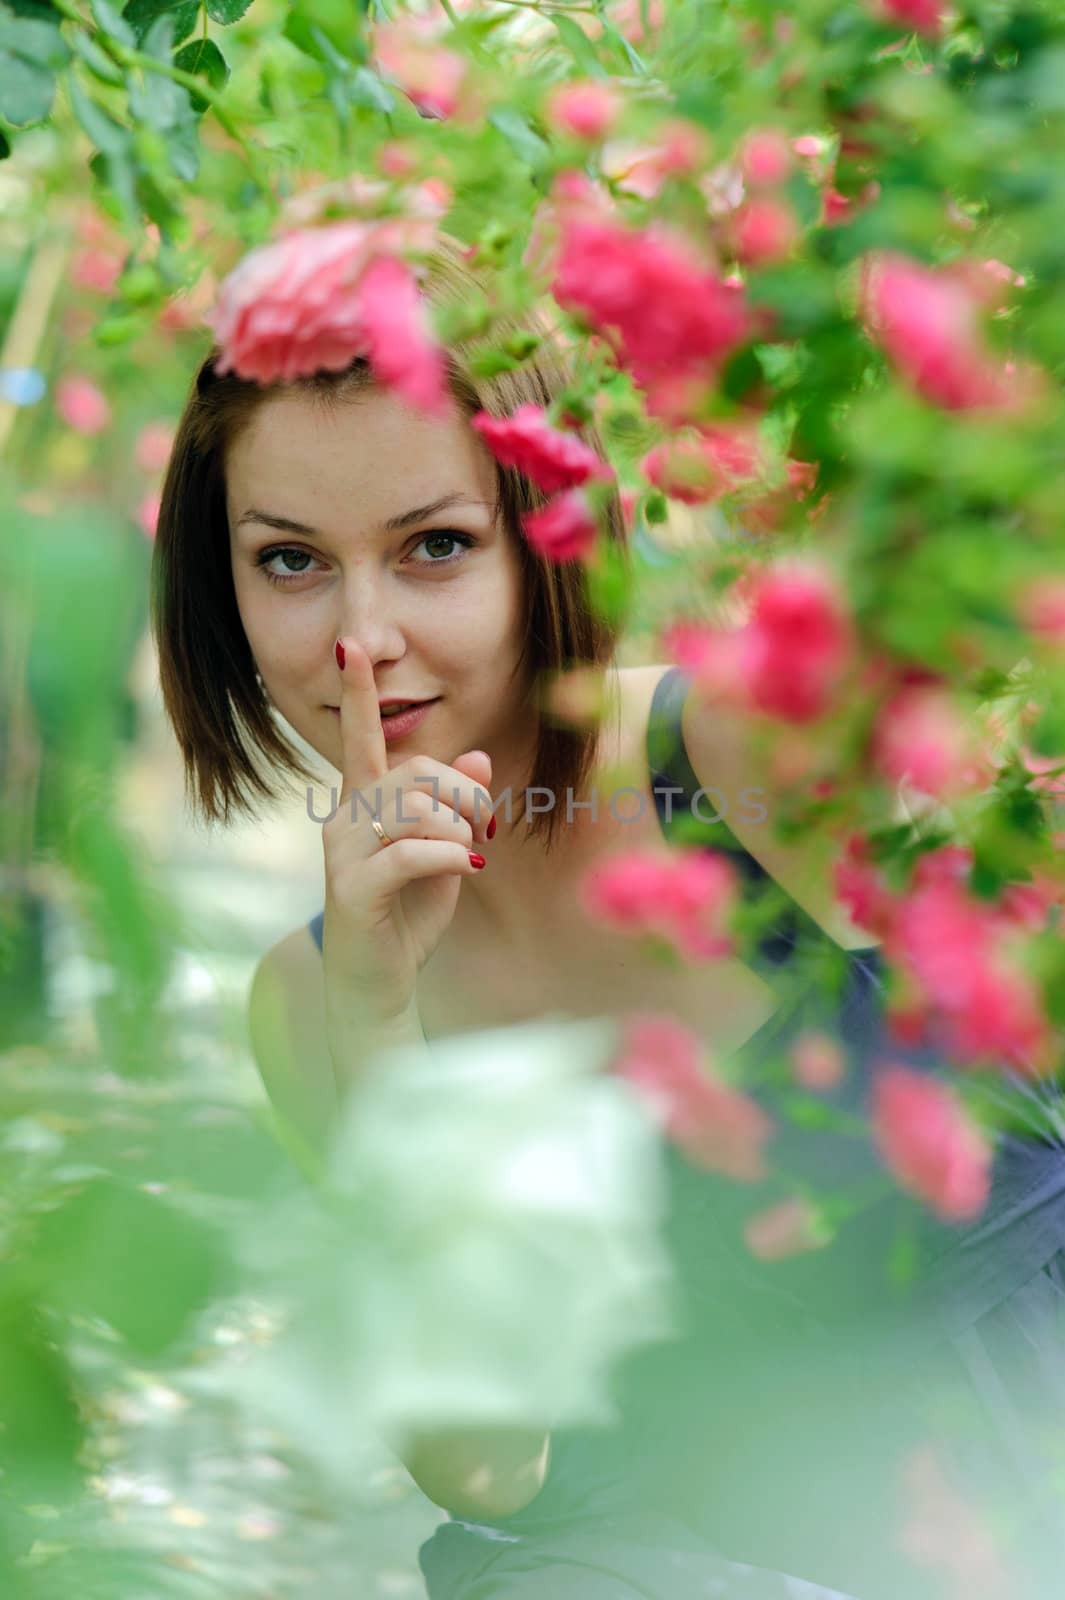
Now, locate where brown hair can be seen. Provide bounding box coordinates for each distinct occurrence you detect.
[149,232,630,851]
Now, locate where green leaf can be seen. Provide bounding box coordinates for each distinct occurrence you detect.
[488,105,551,171]
[551,13,607,77]
[0,45,54,123]
[90,0,136,47]
[173,36,228,114]
[887,1215,920,1289]
[68,29,124,85]
[325,65,350,129]
[117,260,163,303]
[587,531,633,628]
[1028,696,1065,757]
[139,9,172,57]
[88,144,140,222]
[0,1301,85,1503]
[206,0,253,23]
[31,1178,229,1356]
[122,0,198,49]
[348,62,394,113]
[644,489,668,524]
[283,0,363,60]
[598,15,648,74]
[4,0,64,17]
[68,71,130,156]
[0,0,64,58]
[92,309,143,344]
[130,55,193,131]
[0,3,67,128]
[777,1094,868,1137]
[282,8,327,60]
[746,264,839,336]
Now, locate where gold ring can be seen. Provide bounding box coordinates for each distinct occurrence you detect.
[370,816,394,849]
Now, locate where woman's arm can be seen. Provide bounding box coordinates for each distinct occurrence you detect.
[246,934,552,1519]
[394,1425,552,1521]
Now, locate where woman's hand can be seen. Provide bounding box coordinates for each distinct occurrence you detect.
[320,638,494,1049]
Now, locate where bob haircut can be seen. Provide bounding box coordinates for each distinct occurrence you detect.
[150,231,630,852]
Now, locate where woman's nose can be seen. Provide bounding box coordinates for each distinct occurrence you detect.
[337,574,405,663]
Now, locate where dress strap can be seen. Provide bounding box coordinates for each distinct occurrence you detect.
[308,909,324,952]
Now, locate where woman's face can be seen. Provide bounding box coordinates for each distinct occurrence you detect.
[226,384,531,776]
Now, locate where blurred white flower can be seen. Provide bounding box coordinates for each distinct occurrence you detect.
[229,1016,677,1483]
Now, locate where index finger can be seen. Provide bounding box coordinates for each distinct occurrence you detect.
[335,636,389,809]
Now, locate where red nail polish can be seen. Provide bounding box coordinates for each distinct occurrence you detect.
[486,815,497,840]
[335,639,345,670]
[468,852,486,870]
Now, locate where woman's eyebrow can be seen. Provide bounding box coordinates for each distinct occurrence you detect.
[235,493,492,537]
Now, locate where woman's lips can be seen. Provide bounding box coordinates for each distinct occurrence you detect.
[326,699,440,740]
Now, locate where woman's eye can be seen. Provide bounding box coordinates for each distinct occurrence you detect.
[410,531,476,567]
[255,546,320,586]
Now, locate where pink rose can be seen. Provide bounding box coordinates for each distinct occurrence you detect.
[372,16,473,122]
[640,422,765,505]
[873,684,987,800]
[579,845,738,962]
[744,1197,828,1260]
[55,375,111,435]
[553,217,752,402]
[834,835,896,941]
[613,1013,772,1180]
[791,1031,846,1091]
[743,563,853,724]
[546,80,621,142]
[885,863,1055,1072]
[71,249,123,296]
[657,851,738,961]
[206,221,448,414]
[730,196,800,265]
[1020,746,1065,799]
[1017,576,1065,651]
[521,488,599,563]
[473,405,615,496]
[134,421,175,474]
[136,491,161,541]
[354,252,449,417]
[579,848,674,931]
[739,129,794,188]
[872,1065,992,1222]
[861,251,1037,412]
[876,0,945,37]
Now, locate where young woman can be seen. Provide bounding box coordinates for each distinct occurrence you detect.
[151,237,1065,1600]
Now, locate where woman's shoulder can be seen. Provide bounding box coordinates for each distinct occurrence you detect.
[613,662,676,774]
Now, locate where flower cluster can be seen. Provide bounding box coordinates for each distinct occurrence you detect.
[610,1013,771,1181]
[578,845,739,963]
[837,841,1063,1075]
[664,562,854,725]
